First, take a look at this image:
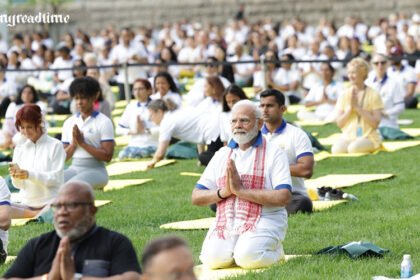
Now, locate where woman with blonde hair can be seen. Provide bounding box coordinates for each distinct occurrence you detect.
[332,57,384,154]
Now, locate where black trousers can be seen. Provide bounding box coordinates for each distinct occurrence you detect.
[198,137,224,166]
[286,191,313,215]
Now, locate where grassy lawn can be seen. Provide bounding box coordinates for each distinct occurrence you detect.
[0,108,419,280]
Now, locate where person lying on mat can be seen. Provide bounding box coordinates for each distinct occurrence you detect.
[365,53,408,139]
[116,78,158,160]
[192,100,292,269]
[332,57,384,154]
[3,181,141,279]
[62,77,115,189]
[9,104,66,219]
[147,99,222,168]
[141,236,197,280]
[260,89,315,215]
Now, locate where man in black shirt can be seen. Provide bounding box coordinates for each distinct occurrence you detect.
[3,181,141,280]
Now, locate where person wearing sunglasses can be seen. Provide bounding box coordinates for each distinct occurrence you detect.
[366,53,408,140]
[3,181,141,279]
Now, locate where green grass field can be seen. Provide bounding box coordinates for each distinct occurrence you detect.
[0,108,419,280]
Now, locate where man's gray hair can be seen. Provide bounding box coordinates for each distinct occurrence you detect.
[231,100,262,119]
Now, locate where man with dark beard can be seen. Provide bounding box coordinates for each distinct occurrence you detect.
[192,100,292,269]
[259,89,314,215]
[3,181,141,280]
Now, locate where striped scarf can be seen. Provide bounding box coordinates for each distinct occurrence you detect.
[215,138,266,239]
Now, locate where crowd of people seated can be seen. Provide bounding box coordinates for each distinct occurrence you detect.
[0,9,418,278]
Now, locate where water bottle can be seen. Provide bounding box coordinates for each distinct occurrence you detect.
[343,193,358,201]
[401,254,413,278]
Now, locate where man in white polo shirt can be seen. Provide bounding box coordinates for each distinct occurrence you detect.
[259,89,314,215]
[366,53,406,137]
[192,100,292,269]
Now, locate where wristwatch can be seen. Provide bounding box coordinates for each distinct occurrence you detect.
[74,273,83,280]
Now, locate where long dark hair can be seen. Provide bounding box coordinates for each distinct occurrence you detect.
[154,71,179,94]
[222,84,248,112]
[16,85,39,105]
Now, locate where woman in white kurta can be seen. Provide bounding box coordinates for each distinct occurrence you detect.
[1,85,47,149]
[150,71,182,108]
[9,104,65,218]
[116,79,158,159]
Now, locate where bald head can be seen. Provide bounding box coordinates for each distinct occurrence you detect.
[58,181,95,204]
[53,181,97,241]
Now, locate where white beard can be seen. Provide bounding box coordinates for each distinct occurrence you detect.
[55,214,94,241]
[232,124,259,145]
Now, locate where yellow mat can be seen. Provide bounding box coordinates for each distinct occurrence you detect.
[195,255,309,280]
[294,120,330,127]
[286,104,306,114]
[115,135,130,147]
[305,174,395,190]
[242,87,256,99]
[401,128,420,137]
[160,217,215,230]
[318,133,341,146]
[106,159,176,176]
[111,108,125,117]
[6,256,16,264]
[45,114,70,121]
[113,116,122,126]
[319,129,420,147]
[115,100,133,109]
[397,119,414,126]
[180,172,202,177]
[314,151,368,162]
[11,200,112,226]
[313,200,347,211]
[47,126,63,134]
[160,200,345,230]
[382,140,420,152]
[103,179,153,192]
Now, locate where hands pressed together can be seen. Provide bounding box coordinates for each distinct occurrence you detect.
[219,159,242,199]
[48,237,75,280]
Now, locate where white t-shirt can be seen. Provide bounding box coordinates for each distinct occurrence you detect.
[150,91,183,109]
[303,80,343,120]
[261,121,313,196]
[196,133,292,216]
[387,65,417,89]
[116,100,158,148]
[184,76,231,107]
[219,111,232,143]
[11,133,65,207]
[365,73,405,128]
[62,111,114,159]
[110,43,148,84]
[159,107,218,144]
[50,57,73,81]
[0,79,17,100]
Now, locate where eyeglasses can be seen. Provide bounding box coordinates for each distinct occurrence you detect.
[205,63,217,68]
[231,118,253,125]
[373,61,387,66]
[50,202,93,212]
